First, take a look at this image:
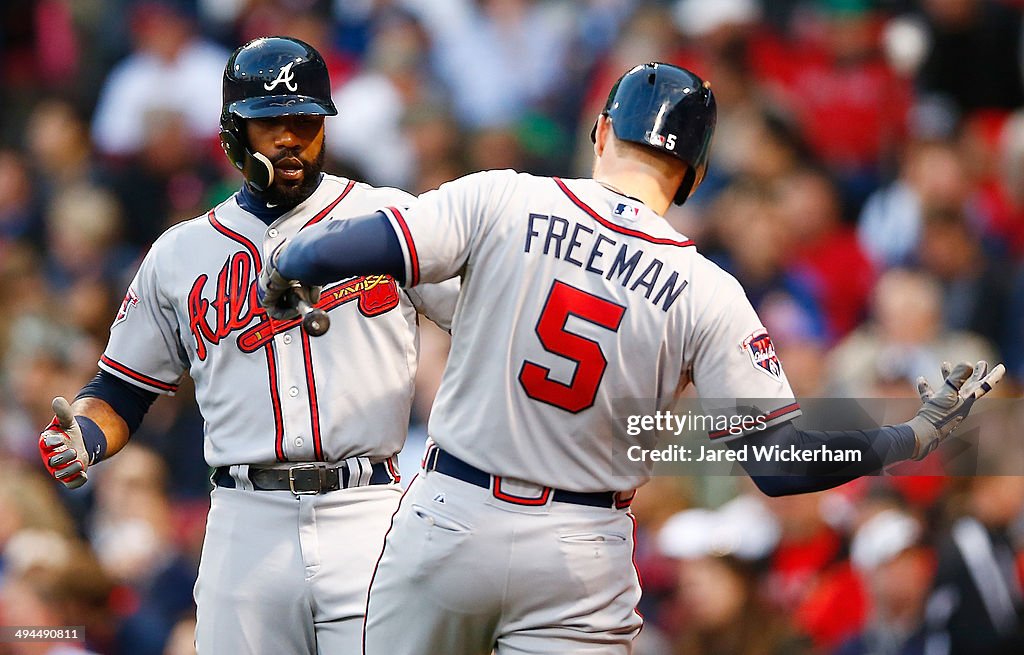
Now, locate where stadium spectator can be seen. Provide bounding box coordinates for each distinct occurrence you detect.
[24,100,98,208]
[658,496,812,655]
[574,5,686,175]
[102,108,225,248]
[90,1,228,157]
[0,463,77,550]
[403,105,465,194]
[4,314,95,462]
[916,0,1024,114]
[0,150,43,251]
[925,475,1024,654]
[87,446,198,655]
[631,477,696,627]
[763,491,867,651]
[0,530,115,655]
[991,110,1024,257]
[837,509,934,655]
[326,10,434,189]
[827,268,996,396]
[706,178,826,338]
[915,204,1016,361]
[403,0,574,128]
[775,167,875,340]
[42,185,131,291]
[858,140,971,269]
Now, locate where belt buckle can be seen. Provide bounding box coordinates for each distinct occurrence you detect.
[288,463,321,495]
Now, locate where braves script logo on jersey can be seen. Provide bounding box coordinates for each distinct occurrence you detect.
[188,251,262,360]
[264,61,298,92]
[187,251,401,360]
[237,275,400,353]
[112,288,140,328]
[742,331,781,381]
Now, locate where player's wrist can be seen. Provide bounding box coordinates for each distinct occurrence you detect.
[76,415,108,465]
[903,415,939,460]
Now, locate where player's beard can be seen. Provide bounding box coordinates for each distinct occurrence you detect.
[263,145,325,208]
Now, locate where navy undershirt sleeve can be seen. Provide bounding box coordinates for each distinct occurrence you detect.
[276,211,406,286]
[729,421,917,497]
[76,370,158,434]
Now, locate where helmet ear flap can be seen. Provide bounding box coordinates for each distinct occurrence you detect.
[219,115,274,192]
[245,151,274,192]
[219,122,246,173]
[674,167,697,206]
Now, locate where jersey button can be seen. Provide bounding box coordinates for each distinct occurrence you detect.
[294,437,303,447]
[282,334,292,345]
[288,386,299,397]
[268,228,280,238]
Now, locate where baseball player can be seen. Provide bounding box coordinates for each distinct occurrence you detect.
[262,63,1005,654]
[37,36,456,654]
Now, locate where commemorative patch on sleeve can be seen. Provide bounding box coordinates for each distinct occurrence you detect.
[742,331,782,381]
[112,287,139,328]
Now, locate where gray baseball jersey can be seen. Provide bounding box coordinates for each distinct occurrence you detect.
[381,170,800,492]
[101,173,456,655]
[102,173,454,468]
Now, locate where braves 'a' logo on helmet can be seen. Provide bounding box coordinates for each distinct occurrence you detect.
[264,61,298,92]
[220,37,336,191]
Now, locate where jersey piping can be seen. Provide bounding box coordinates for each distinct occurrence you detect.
[99,354,180,393]
[553,177,696,248]
[208,209,289,461]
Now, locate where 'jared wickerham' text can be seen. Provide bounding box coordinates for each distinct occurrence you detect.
[626,443,864,463]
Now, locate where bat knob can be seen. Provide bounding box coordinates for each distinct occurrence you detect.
[303,308,330,337]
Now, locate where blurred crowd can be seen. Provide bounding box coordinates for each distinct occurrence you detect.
[1,0,1024,654]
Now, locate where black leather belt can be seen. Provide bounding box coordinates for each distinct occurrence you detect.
[213,461,395,494]
[423,445,633,509]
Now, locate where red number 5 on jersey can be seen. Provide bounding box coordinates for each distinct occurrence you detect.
[518,280,626,413]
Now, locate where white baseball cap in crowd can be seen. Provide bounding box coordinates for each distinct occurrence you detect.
[658,494,781,561]
[850,509,923,571]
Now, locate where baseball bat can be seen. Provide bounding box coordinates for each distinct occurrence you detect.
[290,292,330,337]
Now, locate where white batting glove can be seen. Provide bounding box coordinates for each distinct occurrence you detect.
[38,397,90,489]
[905,360,1005,460]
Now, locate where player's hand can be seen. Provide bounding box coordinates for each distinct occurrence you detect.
[905,360,1005,460]
[38,397,90,489]
[258,243,321,321]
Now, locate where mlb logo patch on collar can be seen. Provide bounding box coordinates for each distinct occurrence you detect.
[742,331,782,381]
[613,202,640,220]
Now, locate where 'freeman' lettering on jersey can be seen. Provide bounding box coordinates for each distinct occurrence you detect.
[524,213,688,312]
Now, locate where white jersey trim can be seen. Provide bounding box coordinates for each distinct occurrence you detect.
[707,402,803,442]
[381,206,419,287]
[98,354,180,396]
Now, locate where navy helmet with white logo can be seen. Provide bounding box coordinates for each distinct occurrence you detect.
[219,36,337,191]
[591,63,717,205]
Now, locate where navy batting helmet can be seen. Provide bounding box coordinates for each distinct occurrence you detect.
[219,36,337,191]
[591,63,716,205]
